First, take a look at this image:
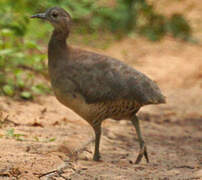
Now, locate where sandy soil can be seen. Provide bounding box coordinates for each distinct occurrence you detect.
[0,1,202,179]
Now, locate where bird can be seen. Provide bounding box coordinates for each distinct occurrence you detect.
[31,7,166,164]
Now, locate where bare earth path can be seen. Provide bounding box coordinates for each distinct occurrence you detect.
[0,37,201,180]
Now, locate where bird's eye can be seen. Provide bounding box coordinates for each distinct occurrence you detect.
[52,12,58,18]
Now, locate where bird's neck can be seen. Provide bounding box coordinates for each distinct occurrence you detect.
[51,29,70,41]
[48,29,69,50]
[48,29,70,62]
[48,29,71,77]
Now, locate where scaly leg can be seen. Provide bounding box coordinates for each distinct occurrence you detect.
[131,115,149,164]
[92,124,101,161]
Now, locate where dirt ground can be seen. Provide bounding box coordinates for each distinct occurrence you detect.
[0,2,202,179]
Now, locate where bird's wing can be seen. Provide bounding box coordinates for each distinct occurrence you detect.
[66,50,165,105]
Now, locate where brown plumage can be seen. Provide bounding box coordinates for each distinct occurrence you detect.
[31,7,166,163]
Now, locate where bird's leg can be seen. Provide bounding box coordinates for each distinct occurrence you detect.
[92,124,102,161]
[131,115,149,164]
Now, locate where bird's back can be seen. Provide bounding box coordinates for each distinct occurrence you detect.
[64,48,166,105]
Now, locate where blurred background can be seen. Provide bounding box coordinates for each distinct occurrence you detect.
[0,0,202,179]
[0,0,198,98]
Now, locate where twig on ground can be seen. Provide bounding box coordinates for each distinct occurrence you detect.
[38,138,95,179]
[168,165,195,170]
[38,161,75,180]
[1,115,20,126]
[175,165,195,169]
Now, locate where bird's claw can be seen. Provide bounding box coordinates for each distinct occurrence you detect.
[135,144,149,164]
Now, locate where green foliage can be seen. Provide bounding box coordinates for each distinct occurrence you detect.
[34,136,56,142]
[2,85,14,96]
[4,128,56,142]
[0,28,49,98]
[0,0,50,98]
[6,128,25,141]
[167,14,191,40]
[20,91,33,99]
[0,4,49,98]
[0,0,192,99]
[25,0,192,39]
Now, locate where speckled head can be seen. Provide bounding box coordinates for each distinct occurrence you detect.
[31,7,71,32]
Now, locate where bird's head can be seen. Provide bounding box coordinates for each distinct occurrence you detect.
[31,7,71,32]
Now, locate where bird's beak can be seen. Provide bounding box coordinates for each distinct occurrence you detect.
[31,13,46,19]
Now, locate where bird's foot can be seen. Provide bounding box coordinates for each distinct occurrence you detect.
[93,153,101,161]
[135,144,149,164]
